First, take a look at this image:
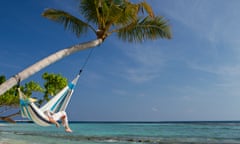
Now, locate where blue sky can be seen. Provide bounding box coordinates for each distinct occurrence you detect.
[1,0,240,121]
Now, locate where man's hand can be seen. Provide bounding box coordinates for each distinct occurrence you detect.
[48,117,60,128]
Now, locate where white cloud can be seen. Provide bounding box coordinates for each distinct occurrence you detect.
[161,0,240,48]
[155,0,240,94]
[122,43,167,83]
[112,89,127,96]
[188,62,240,95]
[151,107,158,112]
[124,67,159,83]
[190,63,240,78]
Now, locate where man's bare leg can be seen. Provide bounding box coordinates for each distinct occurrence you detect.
[61,115,72,133]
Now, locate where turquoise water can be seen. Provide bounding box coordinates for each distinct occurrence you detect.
[1,122,240,143]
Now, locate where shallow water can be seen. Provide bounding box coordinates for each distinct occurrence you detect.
[1,122,240,144]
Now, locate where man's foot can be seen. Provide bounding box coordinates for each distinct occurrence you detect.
[65,127,72,133]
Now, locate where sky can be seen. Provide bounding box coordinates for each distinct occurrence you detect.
[1,0,240,121]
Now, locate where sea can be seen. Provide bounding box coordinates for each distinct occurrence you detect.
[1,121,240,144]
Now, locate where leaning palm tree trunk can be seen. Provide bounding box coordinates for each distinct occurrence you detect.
[0,111,20,123]
[0,39,102,96]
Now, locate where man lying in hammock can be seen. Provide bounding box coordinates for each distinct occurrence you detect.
[44,110,72,133]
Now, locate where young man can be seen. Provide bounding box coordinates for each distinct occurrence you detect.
[44,110,72,133]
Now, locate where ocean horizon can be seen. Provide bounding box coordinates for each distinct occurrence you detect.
[6,120,240,124]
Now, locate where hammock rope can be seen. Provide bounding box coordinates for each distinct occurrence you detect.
[80,47,95,72]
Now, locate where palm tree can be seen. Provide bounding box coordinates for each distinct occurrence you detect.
[0,0,171,96]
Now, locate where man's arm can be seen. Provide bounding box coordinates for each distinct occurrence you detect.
[44,111,60,127]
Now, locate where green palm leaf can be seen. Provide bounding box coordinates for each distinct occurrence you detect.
[117,16,171,42]
[79,0,98,24]
[80,0,127,29]
[42,0,171,41]
[139,1,155,17]
[42,9,95,37]
[114,1,138,25]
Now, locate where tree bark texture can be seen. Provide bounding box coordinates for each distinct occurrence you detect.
[0,39,103,96]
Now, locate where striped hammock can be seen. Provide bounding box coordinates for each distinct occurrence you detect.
[18,74,80,126]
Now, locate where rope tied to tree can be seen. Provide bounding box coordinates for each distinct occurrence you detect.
[78,47,95,75]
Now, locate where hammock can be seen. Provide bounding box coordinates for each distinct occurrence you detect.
[18,74,80,127]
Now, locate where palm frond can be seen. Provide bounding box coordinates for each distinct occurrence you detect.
[106,4,123,24]
[42,9,94,37]
[117,16,172,43]
[42,0,171,42]
[115,1,138,25]
[79,0,98,24]
[139,1,154,17]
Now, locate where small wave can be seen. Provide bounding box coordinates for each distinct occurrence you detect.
[0,142,11,144]
[14,132,164,143]
[10,130,240,144]
[14,132,236,144]
[0,138,11,144]
[104,139,118,142]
